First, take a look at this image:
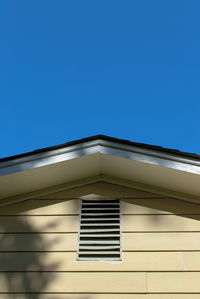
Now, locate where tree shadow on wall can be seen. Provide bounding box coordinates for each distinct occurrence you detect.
[0,216,59,298]
[0,199,92,299]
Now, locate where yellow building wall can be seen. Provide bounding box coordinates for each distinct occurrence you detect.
[0,183,200,298]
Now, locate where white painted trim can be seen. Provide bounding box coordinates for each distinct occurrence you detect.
[98,141,200,175]
[0,139,200,207]
[0,139,200,177]
[0,174,200,208]
[99,140,200,167]
[0,141,101,176]
[0,175,102,207]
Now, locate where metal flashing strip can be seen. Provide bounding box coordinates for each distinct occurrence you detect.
[77,199,122,261]
[98,139,200,167]
[1,138,200,177]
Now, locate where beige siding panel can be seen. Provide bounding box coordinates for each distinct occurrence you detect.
[0,251,182,271]
[2,295,200,299]
[0,272,146,293]
[2,232,200,252]
[148,272,200,292]
[0,199,80,215]
[122,198,200,215]
[0,216,79,232]
[2,197,200,216]
[0,233,77,251]
[38,182,162,200]
[123,232,200,251]
[2,296,200,299]
[123,215,200,232]
[4,214,200,233]
[122,200,169,215]
[183,252,200,270]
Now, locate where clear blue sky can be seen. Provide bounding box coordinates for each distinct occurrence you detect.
[0,0,199,158]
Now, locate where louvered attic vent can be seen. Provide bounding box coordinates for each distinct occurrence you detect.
[77,199,121,260]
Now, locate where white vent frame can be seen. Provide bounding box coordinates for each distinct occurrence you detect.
[77,198,122,261]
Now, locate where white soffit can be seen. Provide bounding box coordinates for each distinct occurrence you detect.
[0,153,100,199]
[101,155,200,198]
[0,138,200,202]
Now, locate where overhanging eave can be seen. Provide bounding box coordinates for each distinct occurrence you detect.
[0,138,200,204]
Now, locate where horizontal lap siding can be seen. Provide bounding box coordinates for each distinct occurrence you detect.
[148,272,200,292]
[123,214,200,232]
[122,197,200,297]
[1,231,200,252]
[1,272,200,293]
[0,272,146,293]
[0,252,183,271]
[0,215,79,232]
[0,233,77,251]
[1,196,200,215]
[124,232,200,250]
[0,199,80,215]
[2,296,200,299]
[2,232,200,251]
[2,214,200,232]
[1,187,200,297]
[121,198,200,214]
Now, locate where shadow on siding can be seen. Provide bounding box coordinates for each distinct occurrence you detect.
[0,216,59,297]
[0,198,87,298]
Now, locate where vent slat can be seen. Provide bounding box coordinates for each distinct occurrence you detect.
[81,234,120,238]
[77,199,121,261]
[81,208,119,212]
[79,245,120,250]
[82,203,119,206]
[80,240,120,244]
[82,199,119,203]
[81,229,120,233]
[81,223,120,226]
[81,218,120,221]
[78,258,120,261]
[83,213,120,216]
[79,251,120,254]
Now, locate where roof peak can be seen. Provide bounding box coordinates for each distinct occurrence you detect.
[0,134,200,163]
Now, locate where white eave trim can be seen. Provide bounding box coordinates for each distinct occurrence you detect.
[0,139,200,177]
[0,140,101,176]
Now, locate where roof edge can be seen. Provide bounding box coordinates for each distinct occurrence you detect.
[1,135,200,163]
[0,137,200,178]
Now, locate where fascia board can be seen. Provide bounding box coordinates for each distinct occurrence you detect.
[0,140,101,176]
[98,140,200,175]
[0,139,200,177]
[1,138,199,206]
